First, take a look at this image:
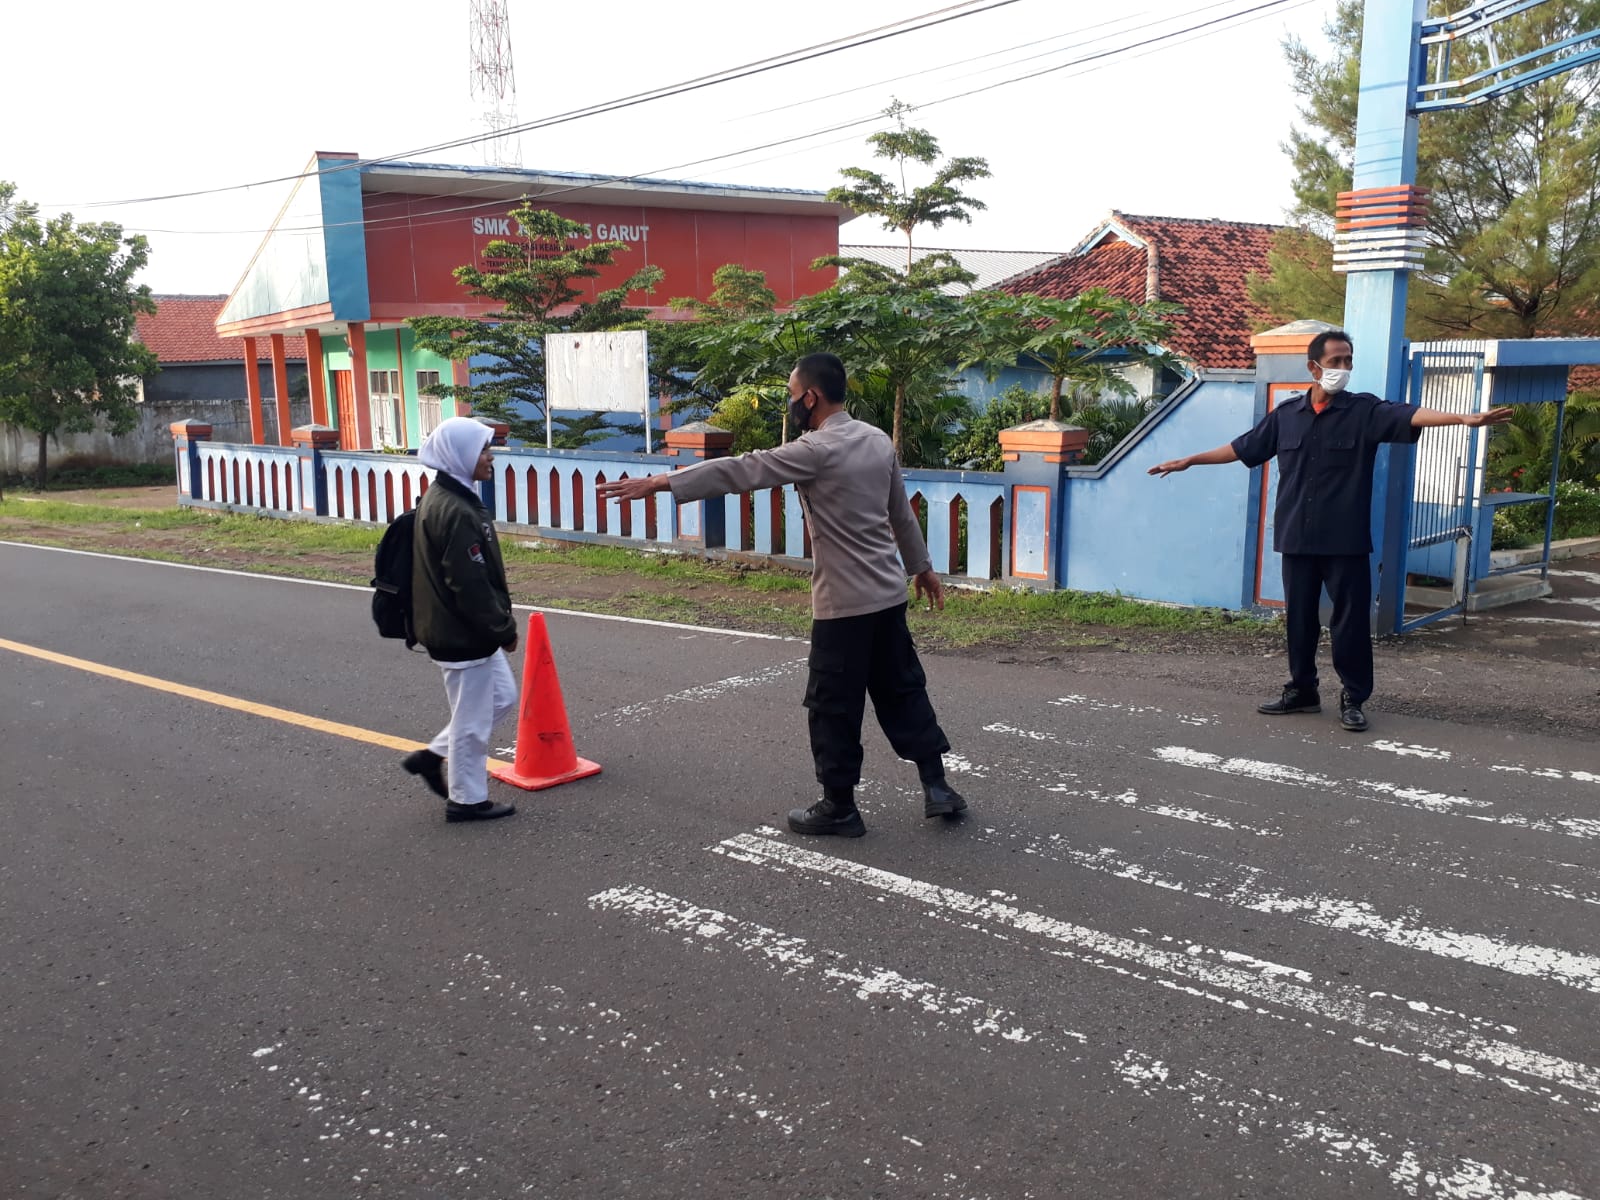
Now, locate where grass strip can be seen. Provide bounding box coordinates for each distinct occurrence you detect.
[0,496,1275,646]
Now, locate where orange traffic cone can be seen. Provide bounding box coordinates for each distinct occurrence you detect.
[488,612,602,791]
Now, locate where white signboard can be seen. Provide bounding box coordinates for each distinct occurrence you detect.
[544,330,652,450]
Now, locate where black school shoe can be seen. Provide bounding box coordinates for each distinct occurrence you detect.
[402,749,449,799]
[1338,690,1369,733]
[446,799,517,823]
[923,779,968,818]
[787,796,866,838]
[1257,686,1322,715]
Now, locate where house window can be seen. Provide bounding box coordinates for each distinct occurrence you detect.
[416,370,444,437]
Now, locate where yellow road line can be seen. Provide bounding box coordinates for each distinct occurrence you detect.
[0,636,428,754]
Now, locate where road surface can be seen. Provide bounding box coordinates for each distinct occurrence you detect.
[2,541,1596,1199]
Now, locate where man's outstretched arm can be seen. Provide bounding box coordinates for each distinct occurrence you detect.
[1411,405,1514,429]
[1148,444,1241,477]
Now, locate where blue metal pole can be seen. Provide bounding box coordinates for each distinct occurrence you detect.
[1342,0,1429,634]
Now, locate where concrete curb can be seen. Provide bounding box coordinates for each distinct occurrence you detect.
[1490,535,1600,568]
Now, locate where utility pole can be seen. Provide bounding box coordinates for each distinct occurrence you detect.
[1340,0,1600,632]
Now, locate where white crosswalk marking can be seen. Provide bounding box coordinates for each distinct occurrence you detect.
[588,885,1079,1049]
[573,681,1597,1198]
[709,830,1600,1111]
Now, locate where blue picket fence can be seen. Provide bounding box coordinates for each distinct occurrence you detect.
[172,436,1020,583]
[169,373,1272,605]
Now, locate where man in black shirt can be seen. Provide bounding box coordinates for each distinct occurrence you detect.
[1149,330,1510,732]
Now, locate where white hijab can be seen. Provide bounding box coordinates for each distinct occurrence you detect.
[419,417,493,489]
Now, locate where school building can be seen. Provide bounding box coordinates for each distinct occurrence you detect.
[215,153,852,450]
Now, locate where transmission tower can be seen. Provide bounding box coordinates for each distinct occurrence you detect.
[469,0,521,167]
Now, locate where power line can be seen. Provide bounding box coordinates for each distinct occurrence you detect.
[121,0,1315,241]
[49,0,1022,211]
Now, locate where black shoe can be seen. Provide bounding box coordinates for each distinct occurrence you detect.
[446,799,517,823]
[1258,686,1321,715]
[403,748,448,799]
[1339,690,1369,733]
[787,797,866,838]
[923,778,968,819]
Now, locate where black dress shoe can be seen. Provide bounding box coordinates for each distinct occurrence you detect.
[787,797,866,838]
[1258,686,1322,715]
[1339,690,1369,733]
[446,799,517,823]
[923,778,968,818]
[403,748,448,799]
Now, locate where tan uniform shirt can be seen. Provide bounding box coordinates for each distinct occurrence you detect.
[667,411,933,620]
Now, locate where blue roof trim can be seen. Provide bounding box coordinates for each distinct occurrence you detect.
[366,160,831,200]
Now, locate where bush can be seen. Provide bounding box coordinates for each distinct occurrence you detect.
[945,385,1051,471]
[1,455,172,491]
[1489,480,1600,549]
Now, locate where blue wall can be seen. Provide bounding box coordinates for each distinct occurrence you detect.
[1061,376,1257,609]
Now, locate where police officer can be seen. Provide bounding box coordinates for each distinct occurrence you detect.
[1149,330,1511,732]
[596,352,963,837]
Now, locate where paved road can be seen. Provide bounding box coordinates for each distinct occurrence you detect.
[3,542,1597,1200]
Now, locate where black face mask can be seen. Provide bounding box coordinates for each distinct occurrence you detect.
[788,391,813,435]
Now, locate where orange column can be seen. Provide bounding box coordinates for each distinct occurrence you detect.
[243,336,265,445]
[305,329,329,426]
[270,333,292,447]
[394,329,409,447]
[348,322,373,449]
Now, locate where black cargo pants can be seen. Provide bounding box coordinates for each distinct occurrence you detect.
[804,601,950,790]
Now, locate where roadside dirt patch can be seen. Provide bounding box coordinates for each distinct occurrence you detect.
[5,512,1593,740]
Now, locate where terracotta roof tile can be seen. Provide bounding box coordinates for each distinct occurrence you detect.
[135,295,307,364]
[1570,363,1600,392]
[998,212,1282,370]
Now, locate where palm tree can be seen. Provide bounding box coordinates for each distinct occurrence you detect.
[1485,391,1600,490]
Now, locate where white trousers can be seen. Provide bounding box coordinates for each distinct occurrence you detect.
[428,651,519,807]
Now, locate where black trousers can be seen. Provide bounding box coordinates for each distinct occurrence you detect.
[1282,553,1374,705]
[804,602,950,790]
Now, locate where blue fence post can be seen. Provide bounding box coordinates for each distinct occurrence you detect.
[998,420,1088,589]
[664,421,735,548]
[168,419,211,502]
[478,417,509,512]
[291,424,341,516]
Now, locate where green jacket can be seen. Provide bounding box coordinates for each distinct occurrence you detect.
[411,473,517,662]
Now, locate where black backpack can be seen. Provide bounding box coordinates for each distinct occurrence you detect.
[371,509,420,649]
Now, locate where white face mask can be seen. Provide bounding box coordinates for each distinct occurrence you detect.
[1317,367,1351,395]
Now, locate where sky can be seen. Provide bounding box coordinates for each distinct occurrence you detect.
[3,0,1341,296]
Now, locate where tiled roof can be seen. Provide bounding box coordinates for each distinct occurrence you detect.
[996,212,1283,370]
[1571,363,1600,392]
[839,244,1061,294]
[135,295,307,364]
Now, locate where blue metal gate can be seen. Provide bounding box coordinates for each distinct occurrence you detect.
[1397,348,1486,632]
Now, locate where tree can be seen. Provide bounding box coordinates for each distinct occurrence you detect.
[649,264,780,422]
[409,205,663,449]
[681,288,985,465]
[796,284,990,461]
[1250,1,1600,340]
[0,183,156,493]
[973,289,1181,422]
[669,263,777,321]
[826,100,991,275]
